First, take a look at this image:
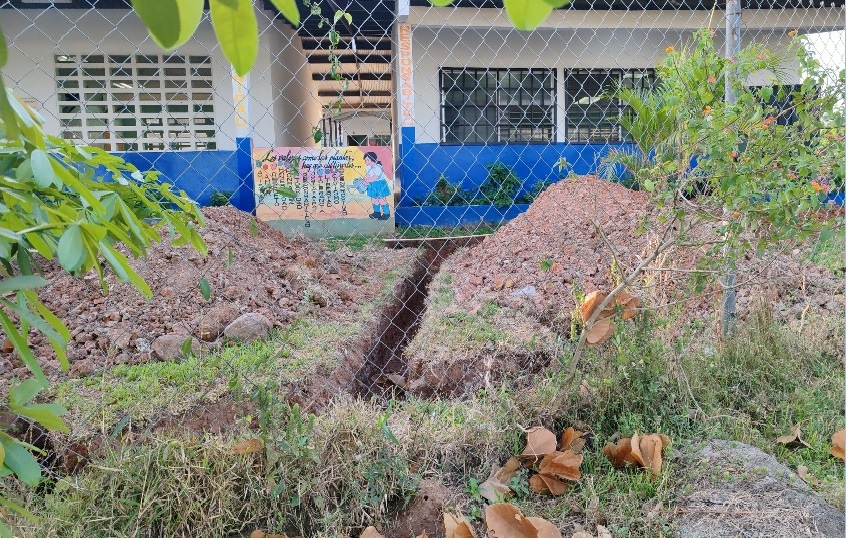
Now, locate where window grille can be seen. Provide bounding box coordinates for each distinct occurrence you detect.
[440,68,555,144]
[565,68,655,143]
[54,53,216,151]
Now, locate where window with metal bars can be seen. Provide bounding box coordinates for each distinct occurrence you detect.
[54,53,216,151]
[440,68,555,144]
[565,68,656,143]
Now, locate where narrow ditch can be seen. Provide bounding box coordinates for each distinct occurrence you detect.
[353,236,486,399]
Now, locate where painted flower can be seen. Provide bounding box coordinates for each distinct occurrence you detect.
[666,45,675,53]
[707,76,717,84]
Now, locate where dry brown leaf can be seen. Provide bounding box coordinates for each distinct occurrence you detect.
[485,503,539,538]
[602,438,632,468]
[1,338,13,354]
[249,531,287,538]
[604,433,669,475]
[615,290,640,319]
[520,427,557,466]
[571,532,593,538]
[629,433,646,468]
[529,474,568,496]
[580,290,606,322]
[830,428,845,461]
[539,451,582,481]
[480,457,521,503]
[596,525,612,538]
[560,428,587,453]
[444,513,476,538]
[776,425,812,449]
[586,319,615,345]
[360,526,384,538]
[527,517,561,538]
[797,465,811,482]
[233,439,263,454]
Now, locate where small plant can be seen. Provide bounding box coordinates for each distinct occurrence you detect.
[424,174,474,206]
[540,258,554,272]
[518,179,554,203]
[479,162,522,207]
[208,190,234,207]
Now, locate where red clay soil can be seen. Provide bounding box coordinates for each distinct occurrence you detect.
[405,175,844,396]
[0,206,414,388]
[450,175,843,322]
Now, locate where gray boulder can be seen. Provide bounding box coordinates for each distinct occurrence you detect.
[223,312,272,342]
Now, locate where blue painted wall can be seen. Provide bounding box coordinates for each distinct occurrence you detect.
[115,149,249,210]
[398,142,636,206]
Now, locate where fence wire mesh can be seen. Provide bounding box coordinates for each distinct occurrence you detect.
[0,0,846,537]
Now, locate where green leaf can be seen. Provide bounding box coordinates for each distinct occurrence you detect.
[98,241,153,299]
[10,403,68,432]
[199,276,211,301]
[0,311,46,385]
[0,275,48,295]
[313,127,323,144]
[276,186,297,198]
[57,225,86,273]
[818,227,835,243]
[30,149,55,188]
[430,0,455,5]
[226,247,233,267]
[9,378,46,407]
[0,435,41,487]
[209,0,259,77]
[503,0,554,31]
[0,23,7,68]
[249,217,258,237]
[180,336,194,357]
[269,0,300,26]
[131,0,204,50]
[0,494,37,523]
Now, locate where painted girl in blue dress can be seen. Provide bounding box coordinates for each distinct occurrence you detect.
[363,151,391,220]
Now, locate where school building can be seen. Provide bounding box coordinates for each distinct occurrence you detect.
[1,0,845,224]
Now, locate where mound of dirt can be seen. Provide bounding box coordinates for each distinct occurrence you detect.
[670,440,845,537]
[404,176,844,397]
[0,207,415,387]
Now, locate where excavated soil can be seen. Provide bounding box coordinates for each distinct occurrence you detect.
[405,176,844,397]
[0,206,417,390]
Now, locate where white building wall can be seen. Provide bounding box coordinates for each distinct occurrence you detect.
[408,7,843,144]
[339,112,392,141]
[3,7,281,150]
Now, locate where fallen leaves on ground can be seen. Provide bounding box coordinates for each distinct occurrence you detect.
[603,432,671,476]
[232,439,263,454]
[520,427,557,467]
[484,503,560,538]
[580,289,642,345]
[359,526,384,538]
[796,465,817,485]
[560,428,588,453]
[444,513,476,538]
[480,457,522,503]
[248,531,287,538]
[776,425,812,449]
[830,428,845,461]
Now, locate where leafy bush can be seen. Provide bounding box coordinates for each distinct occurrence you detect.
[0,27,205,533]
[478,162,522,207]
[424,175,474,206]
[209,190,234,207]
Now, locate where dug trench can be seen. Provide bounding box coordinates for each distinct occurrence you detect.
[349,235,487,399]
[22,235,488,480]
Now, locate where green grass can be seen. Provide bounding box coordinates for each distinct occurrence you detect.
[9,293,843,538]
[322,234,385,252]
[396,224,501,239]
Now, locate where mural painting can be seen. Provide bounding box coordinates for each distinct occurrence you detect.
[253,146,394,236]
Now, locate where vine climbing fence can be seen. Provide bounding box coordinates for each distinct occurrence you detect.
[0,0,846,537]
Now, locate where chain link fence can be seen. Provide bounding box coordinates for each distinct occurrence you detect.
[0,0,845,537]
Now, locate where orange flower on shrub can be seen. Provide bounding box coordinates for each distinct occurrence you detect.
[788,29,798,36]
[702,105,712,116]
[666,45,675,53]
[707,76,717,84]
[763,116,776,126]
[812,181,825,192]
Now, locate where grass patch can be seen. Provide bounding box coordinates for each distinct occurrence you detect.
[322,234,385,252]
[396,224,501,239]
